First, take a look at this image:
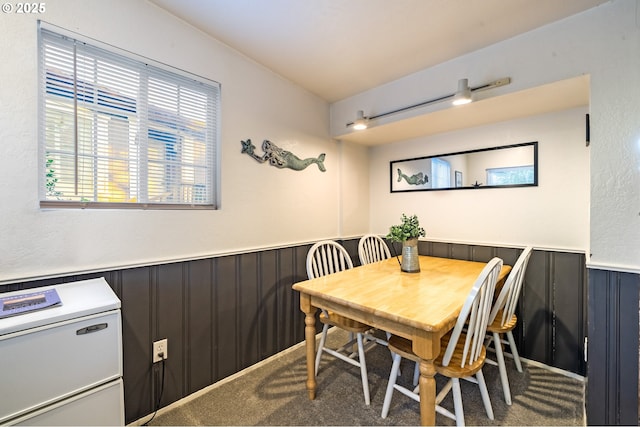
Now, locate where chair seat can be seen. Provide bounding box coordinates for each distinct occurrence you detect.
[319,310,372,333]
[387,335,417,360]
[435,334,486,379]
[388,333,486,379]
[487,310,517,333]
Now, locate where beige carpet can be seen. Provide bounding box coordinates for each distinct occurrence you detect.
[146,329,585,426]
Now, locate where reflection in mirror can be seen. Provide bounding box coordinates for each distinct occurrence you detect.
[390,141,537,192]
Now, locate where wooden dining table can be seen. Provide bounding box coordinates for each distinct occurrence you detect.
[292,255,511,426]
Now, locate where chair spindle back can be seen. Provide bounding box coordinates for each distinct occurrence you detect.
[442,257,503,368]
[489,246,533,328]
[358,234,391,265]
[306,240,354,280]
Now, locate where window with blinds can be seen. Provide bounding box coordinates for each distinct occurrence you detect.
[39,26,219,209]
[431,157,451,189]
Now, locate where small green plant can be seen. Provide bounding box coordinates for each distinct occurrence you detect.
[386,214,426,243]
[45,157,63,199]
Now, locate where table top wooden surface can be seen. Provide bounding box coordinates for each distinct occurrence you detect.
[293,255,511,334]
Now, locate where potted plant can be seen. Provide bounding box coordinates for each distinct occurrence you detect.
[386,214,426,273]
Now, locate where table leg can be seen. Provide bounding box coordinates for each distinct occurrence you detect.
[418,359,437,425]
[413,330,440,426]
[300,294,317,400]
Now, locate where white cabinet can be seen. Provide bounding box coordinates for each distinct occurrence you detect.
[0,278,124,425]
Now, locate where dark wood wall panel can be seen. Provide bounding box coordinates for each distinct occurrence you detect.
[3,240,592,423]
[586,269,639,425]
[276,247,296,350]
[186,259,214,395]
[215,255,239,382]
[157,263,187,404]
[119,267,154,421]
[238,253,260,370]
[430,241,450,258]
[553,252,586,374]
[260,250,279,359]
[520,250,553,366]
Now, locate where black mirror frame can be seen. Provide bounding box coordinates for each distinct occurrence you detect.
[389,141,538,193]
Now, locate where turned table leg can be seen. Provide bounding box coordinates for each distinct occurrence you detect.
[418,359,437,425]
[413,330,440,426]
[300,294,317,400]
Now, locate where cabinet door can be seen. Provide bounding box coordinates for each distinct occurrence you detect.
[8,379,124,426]
[0,311,122,423]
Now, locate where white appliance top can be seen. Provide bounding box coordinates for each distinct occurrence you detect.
[0,277,120,336]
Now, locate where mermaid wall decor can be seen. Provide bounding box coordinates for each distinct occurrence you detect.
[241,139,326,172]
[397,168,428,185]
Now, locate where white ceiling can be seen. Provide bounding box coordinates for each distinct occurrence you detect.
[149,0,602,144]
[150,0,605,102]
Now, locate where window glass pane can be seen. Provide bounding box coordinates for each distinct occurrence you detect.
[486,166,535,185]
[431,158,451,189]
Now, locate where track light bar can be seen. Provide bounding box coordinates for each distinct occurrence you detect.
[346,77,511,130]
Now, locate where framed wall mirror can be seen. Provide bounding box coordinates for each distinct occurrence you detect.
[390,141,538,192]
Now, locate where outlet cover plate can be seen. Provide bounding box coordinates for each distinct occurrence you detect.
[153,338,168,363]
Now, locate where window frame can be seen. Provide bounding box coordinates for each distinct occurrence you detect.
[38,23,220,210]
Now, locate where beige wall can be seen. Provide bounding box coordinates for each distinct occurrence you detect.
[0,0,341,282]
[368,107,589,251]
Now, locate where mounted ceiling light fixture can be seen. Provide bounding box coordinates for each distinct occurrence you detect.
[452,78,472,105]
[352,110,369,130]
[346,77,511,130]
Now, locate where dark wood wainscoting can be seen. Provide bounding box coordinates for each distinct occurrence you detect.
[586,268,640,425]
[4,240,588,423]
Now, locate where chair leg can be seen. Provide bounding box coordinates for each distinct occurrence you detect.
[381,352,402,418]
[451,378,465,427]
[493,332,512,405]
[506,331,523,372]
[356,333,370,405]
[314,323,329,375]
[476,369,494,421]
[412,361,420,386]
[349,332,356,356]
[385,331,403,377]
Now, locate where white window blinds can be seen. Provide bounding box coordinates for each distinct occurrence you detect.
[39,26,219,209]
[431,158,451,189]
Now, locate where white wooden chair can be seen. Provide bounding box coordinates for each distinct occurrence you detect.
[358,234,391,352]
[484,246,533,405]
[381,257,503,426]
[306,240,374,405]
[357,234,394,348]
[358,234,391,265]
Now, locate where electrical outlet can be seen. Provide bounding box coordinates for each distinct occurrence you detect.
[153,338,168,363]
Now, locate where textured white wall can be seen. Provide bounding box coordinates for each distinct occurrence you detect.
[368,107,590,251]
[337,141,371,238]
[587,1,640,273]
[0,0,340,282]
[334,0,640,271]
